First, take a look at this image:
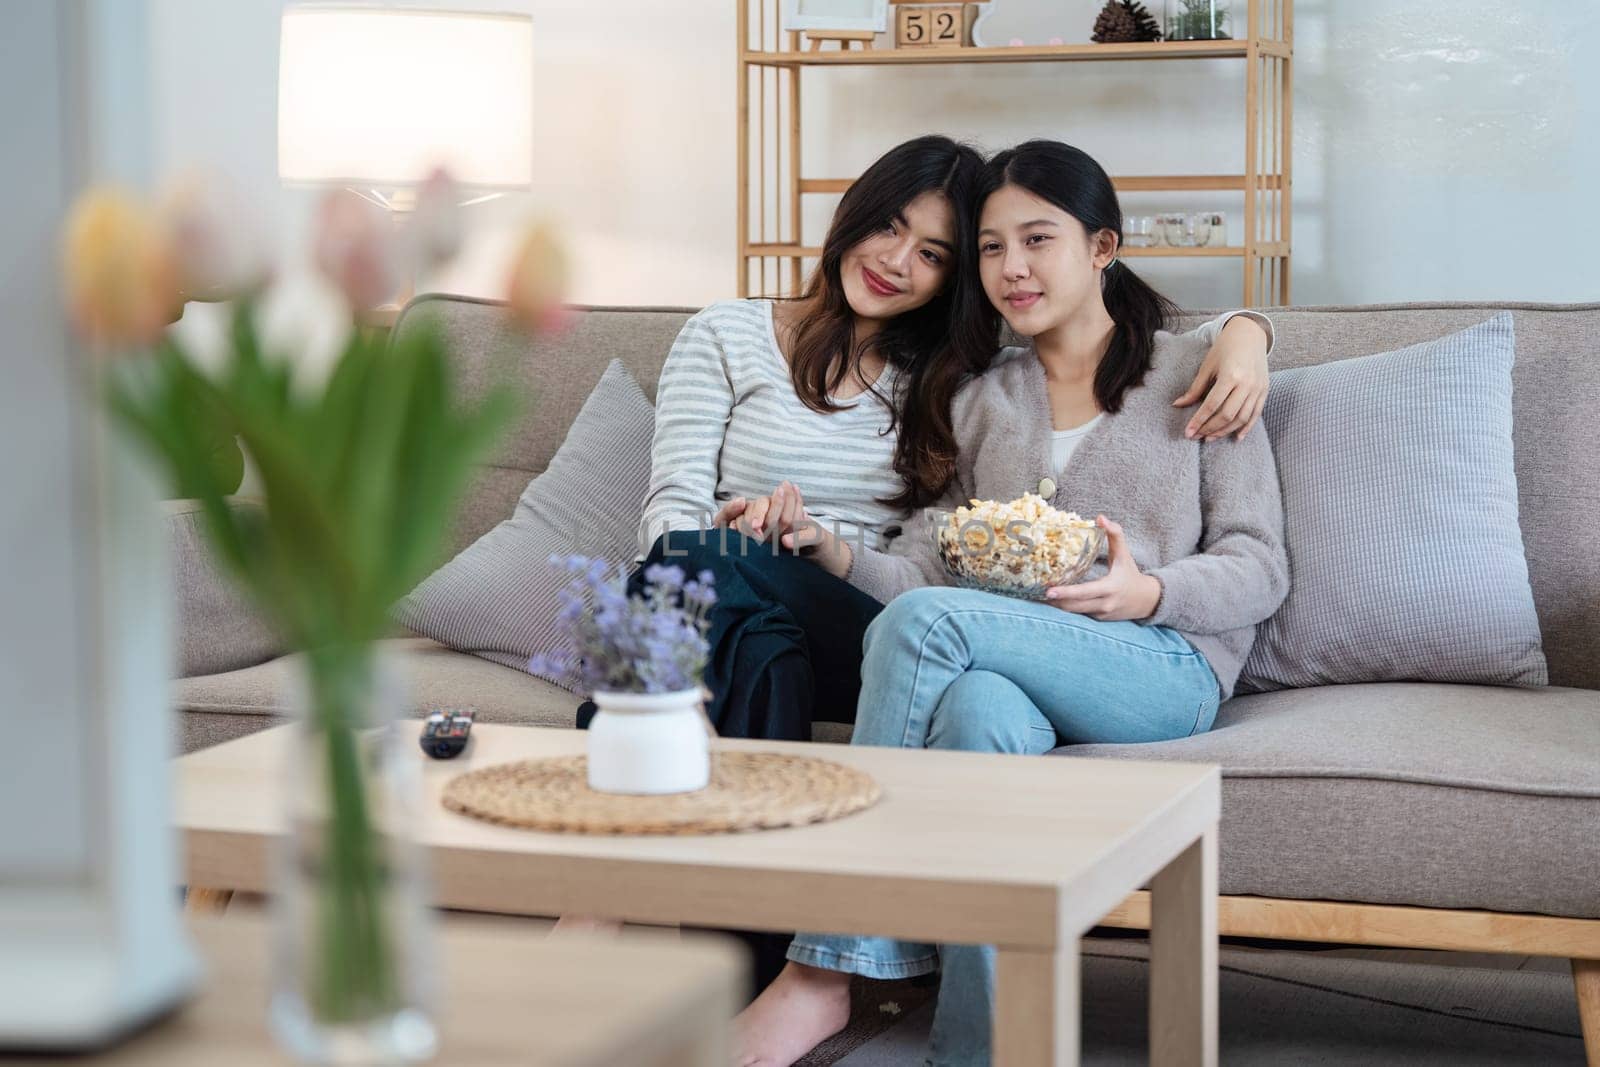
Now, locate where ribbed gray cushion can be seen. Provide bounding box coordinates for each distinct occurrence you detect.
[1174,302,1600,690]
[398,360,654,688]
[167,498,283,677]
[1065,683,1600,918]
[1238,313,1547,691]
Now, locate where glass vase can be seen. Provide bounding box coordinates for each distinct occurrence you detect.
[1165,0,1232,40]
[270,648,438,1065]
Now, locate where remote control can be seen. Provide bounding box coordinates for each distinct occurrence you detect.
[420,708,475,759]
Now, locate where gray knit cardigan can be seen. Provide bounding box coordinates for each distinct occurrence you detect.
[845,329,1290,700]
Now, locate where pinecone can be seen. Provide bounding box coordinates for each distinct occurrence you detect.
[1091,0,1162,43]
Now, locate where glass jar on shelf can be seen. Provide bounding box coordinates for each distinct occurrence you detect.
[1192,212,1228,247]
[1156,213,1194,247]
[1165,0,1232,40]
[1124,216,1158,248]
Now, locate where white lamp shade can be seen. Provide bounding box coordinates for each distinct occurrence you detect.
[277,7,533,188]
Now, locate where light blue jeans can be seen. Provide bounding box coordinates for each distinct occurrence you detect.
[786,586,1222,1067]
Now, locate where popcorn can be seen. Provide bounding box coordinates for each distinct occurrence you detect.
[933,493,1102,597]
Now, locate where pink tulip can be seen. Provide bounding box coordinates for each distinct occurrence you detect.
[505,222,570,335]
[157,170,271,302]
[409,167,463,275]
[62,187,179,348]
[313,190,399,311]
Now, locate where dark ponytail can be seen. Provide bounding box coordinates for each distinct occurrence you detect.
[972,141,1180,414]
[1094,255,1180,412]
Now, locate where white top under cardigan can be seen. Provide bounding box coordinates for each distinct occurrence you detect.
[1051,415,1104,475]
[639,299,1273,558]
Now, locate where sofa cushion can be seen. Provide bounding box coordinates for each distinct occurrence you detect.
[176,636,855,755]
[399,360,654,689]
[1172,302,1600,691]
[1237,314,1546,691]
[174,637,584,754]
[1064,682,1600,918]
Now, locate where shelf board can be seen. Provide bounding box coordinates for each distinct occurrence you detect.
[1120,246,1244,257]
[1115,174,1285,192]
[798,175,1286,194]
[743,39,1256,67]
[744,244,1289,260]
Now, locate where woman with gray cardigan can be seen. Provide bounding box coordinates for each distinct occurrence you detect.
[734,141,1290,1067]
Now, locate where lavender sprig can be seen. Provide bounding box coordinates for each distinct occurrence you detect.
[529,556,716,695]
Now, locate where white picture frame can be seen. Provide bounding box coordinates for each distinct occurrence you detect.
[780,0,890,33]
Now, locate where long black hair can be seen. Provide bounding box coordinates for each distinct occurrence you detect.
[785,134,988,510]
[964,139,1180,414]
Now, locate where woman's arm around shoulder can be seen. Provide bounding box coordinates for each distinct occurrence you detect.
[1171,309,1275,442]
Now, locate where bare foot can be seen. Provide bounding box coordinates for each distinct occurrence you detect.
[550,915,623,936]
[731,961,853,1067]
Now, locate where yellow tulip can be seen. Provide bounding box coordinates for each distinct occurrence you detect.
[505,222,570,335]
[62,188,179,348]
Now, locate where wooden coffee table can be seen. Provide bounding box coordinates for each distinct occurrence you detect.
[178,724,1220,1066]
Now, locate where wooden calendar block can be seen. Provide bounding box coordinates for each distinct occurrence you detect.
[894,4,972,48]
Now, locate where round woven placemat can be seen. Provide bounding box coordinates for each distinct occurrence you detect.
[441,752,881,836]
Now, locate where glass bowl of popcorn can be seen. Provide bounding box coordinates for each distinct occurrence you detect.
[929,494,1105,600]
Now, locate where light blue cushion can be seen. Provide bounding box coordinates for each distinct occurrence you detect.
[1238,313,1547,691]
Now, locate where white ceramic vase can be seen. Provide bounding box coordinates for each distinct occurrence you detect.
[587,688,711,795]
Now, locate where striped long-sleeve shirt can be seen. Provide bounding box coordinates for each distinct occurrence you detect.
[639,299,906,554]
[638,298,1271,559]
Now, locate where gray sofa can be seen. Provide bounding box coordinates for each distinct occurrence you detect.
[173,295,1600,1046]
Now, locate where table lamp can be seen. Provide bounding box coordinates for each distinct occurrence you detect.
[277,6,534,298]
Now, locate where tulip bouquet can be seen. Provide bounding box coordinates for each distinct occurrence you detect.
[63,169,566,1060]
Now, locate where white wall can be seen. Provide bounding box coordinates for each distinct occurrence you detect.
[144,0,1599,310]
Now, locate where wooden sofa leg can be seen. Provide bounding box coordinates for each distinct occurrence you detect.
[185,887,234,914]
[1575,958,1600,1066]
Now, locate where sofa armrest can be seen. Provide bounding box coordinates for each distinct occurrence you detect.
[166,498,284,678]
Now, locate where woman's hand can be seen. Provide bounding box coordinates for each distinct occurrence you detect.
[711,496,748,529]
[1172,314,1270,441]
[1044,516,1161,622]
[713,481,808,543]
[756,483,855,578]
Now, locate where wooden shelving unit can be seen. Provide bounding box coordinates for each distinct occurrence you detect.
[737,0,1293,306]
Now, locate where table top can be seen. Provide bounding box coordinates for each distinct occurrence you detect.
[6,912,740,1066]
[177,724,1218,948]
